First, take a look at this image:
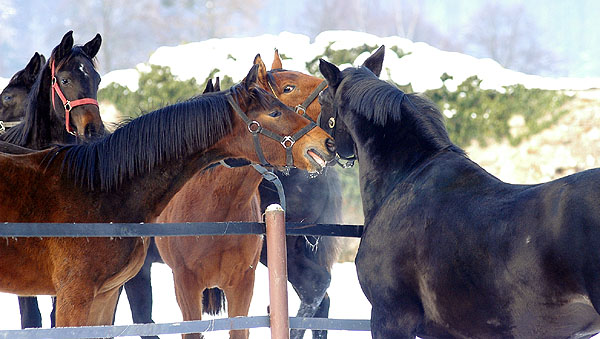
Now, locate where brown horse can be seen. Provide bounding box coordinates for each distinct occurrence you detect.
[257,51,343,339]
[0,65,334,330]
[154,53,337,339]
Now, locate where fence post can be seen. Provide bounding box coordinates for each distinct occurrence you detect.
[265,204,290,339]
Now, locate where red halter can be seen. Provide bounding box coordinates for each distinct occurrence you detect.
[51,58,99,135]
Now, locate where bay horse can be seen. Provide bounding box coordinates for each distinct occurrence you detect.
[0,64,334,330]
[1,30,104,149]
[256,50,342,339]
[154,54,338,339]
[319,46,600,338]
[0,52,45,132]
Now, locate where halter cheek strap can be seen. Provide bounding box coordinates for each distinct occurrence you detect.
[294,80,327,123]
[51,59,99,135]
[226,91,316,168]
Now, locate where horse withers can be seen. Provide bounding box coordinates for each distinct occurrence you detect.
[318,46,600,338]
[0,64,334,330]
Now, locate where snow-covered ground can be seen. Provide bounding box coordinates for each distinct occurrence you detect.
[0,262,371,338]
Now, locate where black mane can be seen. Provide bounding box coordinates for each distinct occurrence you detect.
[1,46,96,147]
[341,66,463,154]
[52,85,270,192]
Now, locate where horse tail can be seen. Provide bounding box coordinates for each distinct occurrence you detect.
[202,288,226,315]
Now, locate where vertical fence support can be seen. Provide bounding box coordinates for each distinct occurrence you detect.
[265,203,290,339]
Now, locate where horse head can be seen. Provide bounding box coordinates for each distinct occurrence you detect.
[0,53,45,124]
[318,45,385,162]
[48,31,105,140]
[224,64,335,173]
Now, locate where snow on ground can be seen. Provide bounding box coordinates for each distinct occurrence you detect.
[0,262,371,338]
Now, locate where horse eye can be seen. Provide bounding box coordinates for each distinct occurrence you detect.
[2,95,12,102]
[269,111,282,118]
[61,78,70,85]
[283,85,295,93]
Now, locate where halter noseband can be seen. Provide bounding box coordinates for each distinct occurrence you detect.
[226,90,316,169]
[51,58,99,136]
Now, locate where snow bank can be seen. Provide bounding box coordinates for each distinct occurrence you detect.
[101,30,600,94]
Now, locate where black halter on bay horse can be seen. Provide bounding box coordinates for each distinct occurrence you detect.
[226,90,317,169]
[266,68,327,123]
[50,57,99,136]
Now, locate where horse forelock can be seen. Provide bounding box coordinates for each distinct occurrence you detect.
[57,91,234,191]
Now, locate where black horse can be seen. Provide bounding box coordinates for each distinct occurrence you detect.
[319,47,600,338]
[2,30,106,330]
[0,53,45,131]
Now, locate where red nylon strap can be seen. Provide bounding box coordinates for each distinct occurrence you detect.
[50,59,99,135]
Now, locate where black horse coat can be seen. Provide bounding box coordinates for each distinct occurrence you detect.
[318,49,600,339]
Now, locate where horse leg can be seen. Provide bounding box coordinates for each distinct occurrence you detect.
[173,269,205,339]
[310,292,331,339]
[286,245,332,339]
[222,269,256,339]
[370,301,423,339]
[18,296,42,328]
[54,287,95,328]
[124,256,159,339]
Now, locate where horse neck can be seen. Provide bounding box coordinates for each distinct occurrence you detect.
[351,113,448,222]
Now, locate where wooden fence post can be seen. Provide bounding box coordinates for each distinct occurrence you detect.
[265,204,290,339]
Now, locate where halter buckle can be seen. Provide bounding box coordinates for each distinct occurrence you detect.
[51,77,57,86]
[281,136,295,149]
[247,120,261,133]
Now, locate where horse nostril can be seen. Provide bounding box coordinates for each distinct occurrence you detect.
[325,138,336,153]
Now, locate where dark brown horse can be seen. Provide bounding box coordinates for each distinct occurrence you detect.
[0,31,105,149]
[0,65,334,329]
[0,31,106,330]
[319,46,600,338]
[0,53,45,131]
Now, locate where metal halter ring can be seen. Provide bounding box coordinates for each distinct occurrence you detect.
[281,136,295,149]
[64,101,72,112]
[295,105,306,115]
[247,120,261,133]
[328,117,336,129]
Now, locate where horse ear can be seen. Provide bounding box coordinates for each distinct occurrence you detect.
[214,77,221,91]
[362,45,385,77]
[83,33,102,59]
[319,59,341,88]
[203,79,214,94]
[253,54,269,88]
[242,64,259,89]
[271,49,283,70]
[23,52,43,86]
[55,31,74,62]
